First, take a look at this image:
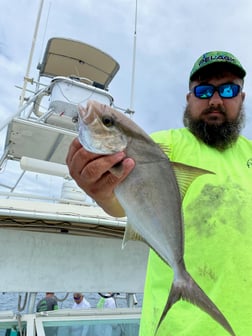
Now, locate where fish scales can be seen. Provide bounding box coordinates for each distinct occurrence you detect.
[78,100,236,336]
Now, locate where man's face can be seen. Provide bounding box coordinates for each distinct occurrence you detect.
[184,72,245,150]
[73,294,83,303]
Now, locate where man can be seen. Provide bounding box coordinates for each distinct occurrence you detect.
[36,292,58,336]
[71,293,91,336]
[72,292,91,309]
[36,292,58,312]
[95,294,119,336]
[97,293,117,309]
[66,51,252,335]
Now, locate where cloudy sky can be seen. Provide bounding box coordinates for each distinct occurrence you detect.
[1,0,252,138]
[1,0,252,195]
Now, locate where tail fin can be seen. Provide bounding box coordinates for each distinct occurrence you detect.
[155,270,235,336]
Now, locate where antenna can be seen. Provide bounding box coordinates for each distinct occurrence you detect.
[38,1,52,62]
[126,0,138,117]
[19,0,44,107]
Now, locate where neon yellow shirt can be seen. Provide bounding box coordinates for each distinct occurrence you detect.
[139,128,252,336]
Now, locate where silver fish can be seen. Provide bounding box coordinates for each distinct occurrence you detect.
[78,100,235,336]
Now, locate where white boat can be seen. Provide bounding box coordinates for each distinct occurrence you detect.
[0,26,148,336]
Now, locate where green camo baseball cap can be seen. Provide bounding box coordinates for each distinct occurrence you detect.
[190,51,246,80]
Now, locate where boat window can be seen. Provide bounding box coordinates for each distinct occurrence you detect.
[42,318,140,336]
[0,322,26,336]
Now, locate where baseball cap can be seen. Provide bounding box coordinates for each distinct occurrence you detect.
[190,51,246,81]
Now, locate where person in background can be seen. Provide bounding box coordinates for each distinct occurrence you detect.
[96,293,117,309]
[71,293,91,336]
[72,292,91,309]
[95,293,120,336]
[36,292,58,312]
[66,51,252,335]
[36,293,58,336]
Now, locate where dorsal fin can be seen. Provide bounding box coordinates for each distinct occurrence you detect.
[171,162,214,200]
[157,142,214,200]
[158,143,172,157]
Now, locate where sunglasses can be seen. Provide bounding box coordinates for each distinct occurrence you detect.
[74,296,81,300]
[192,83,241,99]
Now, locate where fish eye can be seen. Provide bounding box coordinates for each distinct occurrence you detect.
[102,115,114,127]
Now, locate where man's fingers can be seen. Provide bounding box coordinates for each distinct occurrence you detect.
[81,152,126,182]
[66,138,82,164]
[86,157,135,198]
[66,138,102,178]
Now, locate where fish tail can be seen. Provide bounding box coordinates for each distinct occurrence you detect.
[155,270,236,336]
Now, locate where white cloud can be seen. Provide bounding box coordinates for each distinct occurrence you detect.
[0,0,252,138]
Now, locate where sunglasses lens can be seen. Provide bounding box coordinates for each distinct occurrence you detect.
[194,83,241,99]
[194,85,214,99]
[219,84,240,98]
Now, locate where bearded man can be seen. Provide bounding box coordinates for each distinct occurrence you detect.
[66,51,252,335]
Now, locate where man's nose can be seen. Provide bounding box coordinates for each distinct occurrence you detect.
[208,91,223,105]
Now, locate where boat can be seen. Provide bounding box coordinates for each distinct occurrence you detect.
[0,9,148,336]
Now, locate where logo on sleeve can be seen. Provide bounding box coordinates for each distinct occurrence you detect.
[247,158,252,168]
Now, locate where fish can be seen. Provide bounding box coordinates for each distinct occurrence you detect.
[77,100,235,336]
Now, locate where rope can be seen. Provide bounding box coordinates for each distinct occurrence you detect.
[54,292,69,302]
[17,293,28,312]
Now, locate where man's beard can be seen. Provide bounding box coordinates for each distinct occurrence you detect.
[183,104,245,150]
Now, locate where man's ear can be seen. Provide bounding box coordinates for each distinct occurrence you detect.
[186,92,192,102]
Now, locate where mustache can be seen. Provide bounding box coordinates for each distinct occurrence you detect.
[202,105,226,115]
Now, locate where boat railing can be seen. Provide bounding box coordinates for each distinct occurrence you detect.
[0,36,121,174]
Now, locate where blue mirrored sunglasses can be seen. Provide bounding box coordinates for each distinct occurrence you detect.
[192,83,241,99]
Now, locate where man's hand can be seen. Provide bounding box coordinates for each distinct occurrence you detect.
[66,138,135,216]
